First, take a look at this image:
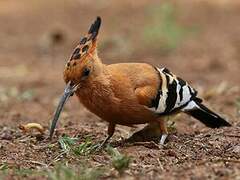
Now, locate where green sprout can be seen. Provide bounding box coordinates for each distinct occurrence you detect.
[48,164,103,180]
[73,138,99,156]
[58,135,78,153]
[106,146,131,175]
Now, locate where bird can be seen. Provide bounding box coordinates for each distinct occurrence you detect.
[49,16,231,146]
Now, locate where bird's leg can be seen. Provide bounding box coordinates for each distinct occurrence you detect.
[98,123,116,149]
[158,119,168,145]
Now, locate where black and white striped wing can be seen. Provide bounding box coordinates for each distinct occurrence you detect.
[153,67,199,115]
[148,67,231,128]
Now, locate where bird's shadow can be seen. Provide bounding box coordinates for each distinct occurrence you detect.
[109,125,165,149]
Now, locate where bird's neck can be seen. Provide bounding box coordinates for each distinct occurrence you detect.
[81,54,110,90]
[76,56,111,110]
[91,53,105,76]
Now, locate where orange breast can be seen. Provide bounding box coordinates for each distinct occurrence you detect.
[75,71,158,126]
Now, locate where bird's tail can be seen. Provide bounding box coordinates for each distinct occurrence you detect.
[182,100,231,128]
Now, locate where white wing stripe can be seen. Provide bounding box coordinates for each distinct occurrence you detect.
[153,67,198,114]
[156,68,168,113]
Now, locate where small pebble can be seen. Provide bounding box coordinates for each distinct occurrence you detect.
[167,150,177,157]
[1,132,13,140]
[233,145,240,154]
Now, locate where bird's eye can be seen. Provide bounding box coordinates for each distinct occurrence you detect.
[82,67,90,77]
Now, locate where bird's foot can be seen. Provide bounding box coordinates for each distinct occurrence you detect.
[97,142,107,151]
[160,134,168,145]
[96,136,111,151]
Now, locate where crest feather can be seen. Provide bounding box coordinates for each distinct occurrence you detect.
[88,16,101,40]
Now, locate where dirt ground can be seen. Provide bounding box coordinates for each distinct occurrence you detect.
[0,0,240,179]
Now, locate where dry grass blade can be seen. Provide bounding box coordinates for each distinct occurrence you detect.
[224,134,240,138]
[23,160,48,168]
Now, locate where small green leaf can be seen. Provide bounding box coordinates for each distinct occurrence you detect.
[0,163,8,171]
[58,135,78,153]
[73,138,98,156]
[106,146,131,174]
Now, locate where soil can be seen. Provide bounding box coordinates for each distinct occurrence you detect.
[0,0,239,179]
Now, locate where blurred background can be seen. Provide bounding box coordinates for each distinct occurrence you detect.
[0,0,240,178]
[0,0,239,128]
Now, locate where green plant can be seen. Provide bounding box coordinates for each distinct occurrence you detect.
[106,146,131,175]
[48,164,103,180]
[0,164,103,180]
[58,135,98,156]
[166,115,180,133]
[73,138,98,156]
[0,166,46,179]
[58,135,78,153]
[0,163,8,171]
[167,120,176,133]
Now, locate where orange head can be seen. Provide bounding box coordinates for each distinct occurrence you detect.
[63,16,102,86]
[49,17,102,139]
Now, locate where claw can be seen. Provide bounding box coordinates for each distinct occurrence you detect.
[96,135,112,151]
[160,134,168,145]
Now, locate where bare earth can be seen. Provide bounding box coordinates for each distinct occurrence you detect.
[0,0,239,179]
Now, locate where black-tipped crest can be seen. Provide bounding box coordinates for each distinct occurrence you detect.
[80,37,87,45]
[88,16,101,40]
[69,17,101,61]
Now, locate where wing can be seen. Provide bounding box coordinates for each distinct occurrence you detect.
[153,67,200,115]
[107,63,161,108]
[135,85,159,108]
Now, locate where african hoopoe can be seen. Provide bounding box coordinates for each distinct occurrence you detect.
[49,17,231,146]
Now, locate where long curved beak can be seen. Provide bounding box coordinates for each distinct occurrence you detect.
[49,82,79,139]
